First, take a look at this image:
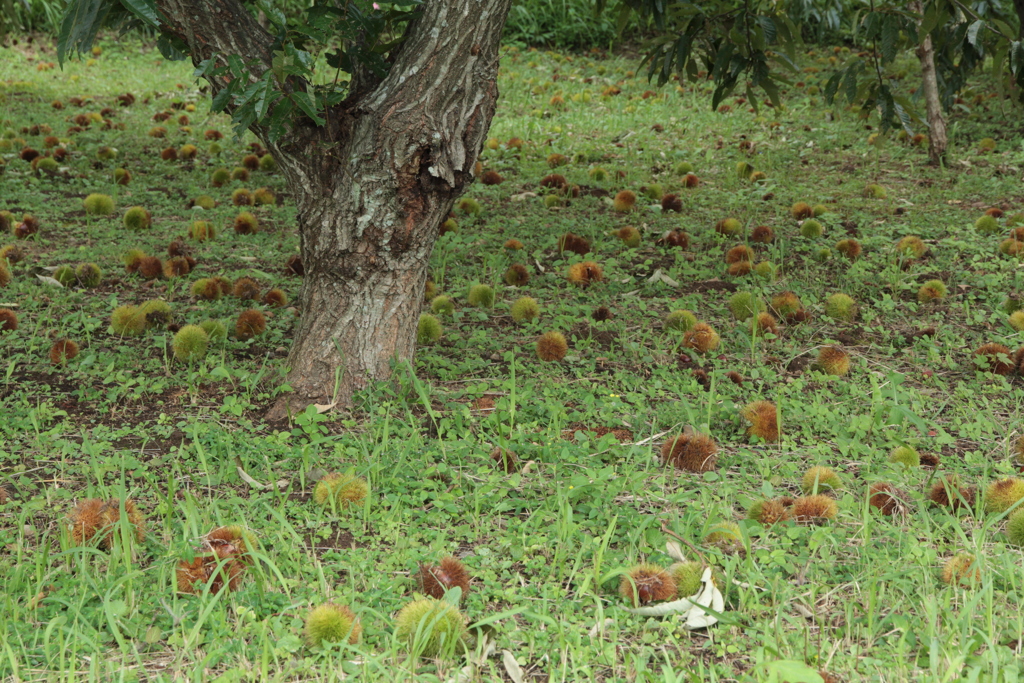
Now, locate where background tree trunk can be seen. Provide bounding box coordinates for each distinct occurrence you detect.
[913,2,947,165]
[152,0,513,420]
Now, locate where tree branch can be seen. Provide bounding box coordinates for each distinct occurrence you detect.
[365,0,513,187]
[151,0,277,93]
[946,0,1015,41]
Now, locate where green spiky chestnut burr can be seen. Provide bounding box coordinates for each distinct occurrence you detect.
[801,466,842,494]
[1006,508,1024,546]
[800,219,823,238]
[313,473,369,511]
[727,292,763,321]
[458,197,482,216]
[825,293,856,321]
[83,193,115,216]
[917,280,947,302]
[664,309,697,332]
[984,478,1024,514]
[417,314,443,345]
[123,206,151,230]
[305,603,361,647]
[668,561,704,597]
[431,295,454,316]
[1010,311,1024,332]
[75,263,102,287]
[467,284,495,309]
[510,296,540,323]
[864,184,887,199]
[975,215,1000,235]
[172,325,209,361]
[888,445,920,468]
[199,319,227,341]
[53,265,76,286]
[110,305,146,336]
[394,598,467,658]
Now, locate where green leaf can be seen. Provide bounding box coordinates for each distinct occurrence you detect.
[0,0,20,40]
[890,404,928,433]
[745,84,759,114]
[658,44,675,86]
[711,80,734,111]
[234,78,264,107]
[778,15,799,61]
[322,88,349,107]
[119,0,160,28]
[750,53,770,86]
[155,33,185,61]
[210,86,234,113]
[616,3,633,35]
[290,91,324,126]
[326,49,348,70]
[824,71,843,105]
[274,634,303,654]
[891,99,914,134]
[57,0,113,65]
[284,44,315,74]
[266,99,295,141]
[760,660,824,683]
[878,84,897,131]
[1011,41,1024,79]
[105,599,128,617]
[674,35,691,76]
[994,20,1015,42]
[226,54,247,79]
[710,41,735,80]
[843,63,860,104]
[194,57,227,80]
[232,102,259,137]
[967,20,984,48]
[253,75,275,121]
[920,2,941,38]
[255,0,286,30]
[761,78,781,109]
[772,49,799,73]
[880,15,901,64]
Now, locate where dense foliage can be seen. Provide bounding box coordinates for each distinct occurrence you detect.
[604,0,1024,130]
[504,0,635,48]
[5,0,1024,135]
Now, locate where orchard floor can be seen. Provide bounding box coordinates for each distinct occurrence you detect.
[2,35,1024,682]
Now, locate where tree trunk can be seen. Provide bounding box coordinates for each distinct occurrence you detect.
[913,2,947,165]
[151,0,513,420]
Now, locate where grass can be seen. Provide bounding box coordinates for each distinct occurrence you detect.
[1,35,1024,682]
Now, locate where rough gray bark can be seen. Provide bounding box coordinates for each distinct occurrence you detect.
[152,0,513,420]
[913,2,947,165]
